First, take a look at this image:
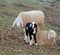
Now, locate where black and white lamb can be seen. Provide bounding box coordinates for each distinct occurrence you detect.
[25,22,37,45]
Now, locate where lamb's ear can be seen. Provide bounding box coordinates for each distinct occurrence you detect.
[30,24,32,27]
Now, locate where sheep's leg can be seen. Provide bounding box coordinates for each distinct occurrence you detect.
[23,28,28,43]
[54,37,56,45]
[23,28,26,40]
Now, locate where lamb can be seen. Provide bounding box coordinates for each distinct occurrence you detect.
[12,10,45,43]
[25,22,37,45]
[36,30,57,46]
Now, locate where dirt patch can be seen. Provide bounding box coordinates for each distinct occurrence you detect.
[0,27,60,55]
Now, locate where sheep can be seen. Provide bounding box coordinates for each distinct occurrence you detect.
[25,22,37,45]
[12,10,45,43]
[36,30,57,46]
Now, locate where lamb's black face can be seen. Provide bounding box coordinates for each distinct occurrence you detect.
[34,23,37,28]
[25,22,37,34]
[32,22,37,28]
[31,22,37,34]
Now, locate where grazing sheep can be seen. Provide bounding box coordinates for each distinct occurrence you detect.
[36,30,57,46]
[12,10,45,43]
[25,22,37,45]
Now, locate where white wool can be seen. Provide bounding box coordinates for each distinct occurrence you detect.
[37,30,57,46]
[23,28,26,41]
[25,10,44,21]
[49,30,57,37]
[48,30,57,43]
[12,10,44,29]
[27,10,44,17]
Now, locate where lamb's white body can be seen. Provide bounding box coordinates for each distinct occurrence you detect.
[12,10,45,43]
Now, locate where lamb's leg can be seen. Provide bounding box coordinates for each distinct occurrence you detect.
[29,35,35,45]
[29,35,33,45]
[27,34,30,42]
[34,34,37,45]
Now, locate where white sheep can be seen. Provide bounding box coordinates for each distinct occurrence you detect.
[12,10,45,43]
[36,30,57,46]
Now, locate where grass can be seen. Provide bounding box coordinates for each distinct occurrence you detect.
[0,0,60,55]
[45,23,60,37]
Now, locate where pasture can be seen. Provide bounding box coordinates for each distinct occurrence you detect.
[0,0,60,55]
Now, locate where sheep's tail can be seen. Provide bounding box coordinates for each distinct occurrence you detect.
[12,14,20,27]
[12,18,17,27]
[12,15,23,28]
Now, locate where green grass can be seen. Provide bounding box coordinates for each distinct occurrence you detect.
[0,0,44,30]
[0,0,60,55]
[45,23,60,37]
[0,0,60,35]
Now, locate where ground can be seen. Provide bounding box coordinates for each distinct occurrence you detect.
[0,0,60,55]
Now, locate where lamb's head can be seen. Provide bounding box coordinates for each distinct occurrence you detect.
[32,22,37,28]
[31,22,37,34]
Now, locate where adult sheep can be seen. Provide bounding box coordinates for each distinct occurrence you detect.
[12,10,45,43]
[36,30,57,46]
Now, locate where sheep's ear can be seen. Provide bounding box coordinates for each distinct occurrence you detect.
[47,30,50,40]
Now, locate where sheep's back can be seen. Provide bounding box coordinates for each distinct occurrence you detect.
[36,30,56,46]
[19,11,44,29]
